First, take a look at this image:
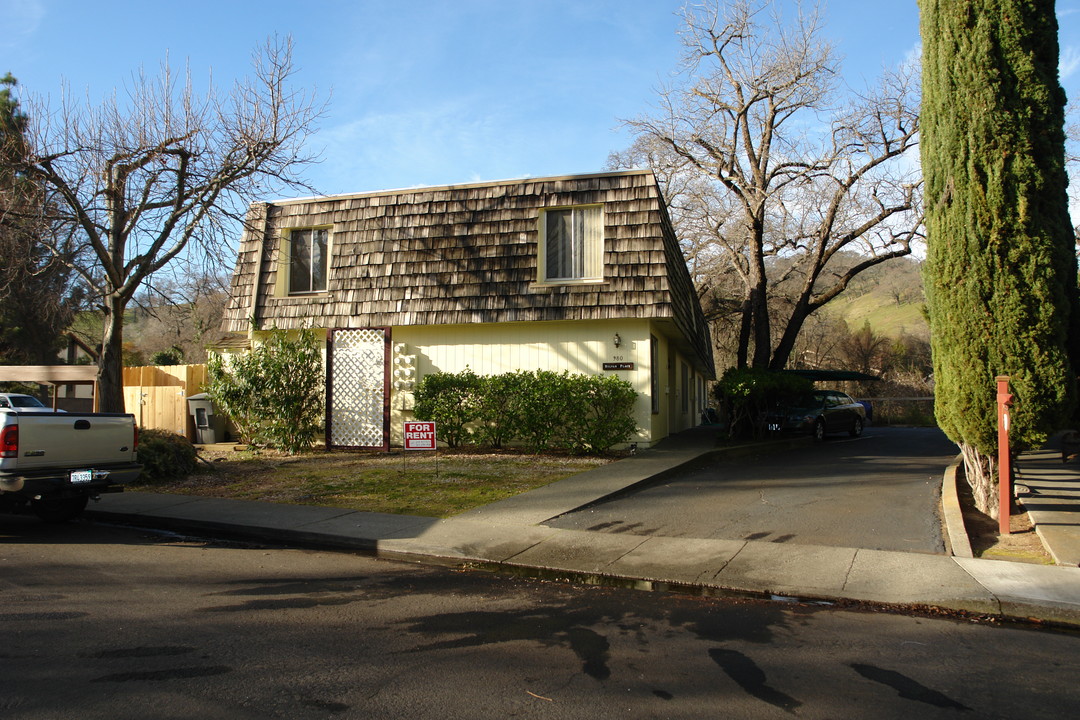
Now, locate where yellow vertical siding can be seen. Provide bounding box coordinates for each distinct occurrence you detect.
[252,321,702,449]
[393,318,660,447]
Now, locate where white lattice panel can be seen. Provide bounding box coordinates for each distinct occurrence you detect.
[330,328,386,448]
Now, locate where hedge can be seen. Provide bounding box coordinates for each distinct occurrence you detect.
[413,369,637,454]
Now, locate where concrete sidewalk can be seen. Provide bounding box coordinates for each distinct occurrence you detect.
[86,427,1080,628]
[1014,446,1080,567]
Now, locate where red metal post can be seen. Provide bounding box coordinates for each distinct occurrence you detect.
[996,375,1013,536]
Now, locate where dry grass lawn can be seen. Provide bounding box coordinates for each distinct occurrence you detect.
[129,445,614,519]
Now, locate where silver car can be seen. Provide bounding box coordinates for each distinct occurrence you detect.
[0,393,63,413]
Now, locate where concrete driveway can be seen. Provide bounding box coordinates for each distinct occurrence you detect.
[545,427,957,555]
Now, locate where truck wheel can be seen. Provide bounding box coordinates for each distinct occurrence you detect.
[31,496,89,523]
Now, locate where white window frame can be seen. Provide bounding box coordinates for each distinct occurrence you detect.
[280,226,331,296]
[537,205,604,284]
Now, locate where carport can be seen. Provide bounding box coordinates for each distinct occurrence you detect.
[0,366,99,411]
[779,369,880,383]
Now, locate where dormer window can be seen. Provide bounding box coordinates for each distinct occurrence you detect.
[539,205,603,283]
[287,227,329,295]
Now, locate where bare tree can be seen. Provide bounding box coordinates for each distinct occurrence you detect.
[126,271,231,364]
[618,0,922,370]
[15,37,324,411]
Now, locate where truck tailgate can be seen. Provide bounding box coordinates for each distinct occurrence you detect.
[12,413,137,471]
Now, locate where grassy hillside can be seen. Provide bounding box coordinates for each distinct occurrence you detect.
[825,291,928,338]
[821,257,928,339]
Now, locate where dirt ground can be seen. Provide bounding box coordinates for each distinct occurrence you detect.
[957,477,1054,564]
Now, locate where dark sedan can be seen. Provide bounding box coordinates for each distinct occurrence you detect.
[767,389,867,441]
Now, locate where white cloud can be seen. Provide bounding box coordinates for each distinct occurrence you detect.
[0,0,44,49]
[904,42,923,69]
[313,100,517,195]
[1061,46,1080,81]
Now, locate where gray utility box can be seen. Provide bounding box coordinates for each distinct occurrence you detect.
[187,393,226,444]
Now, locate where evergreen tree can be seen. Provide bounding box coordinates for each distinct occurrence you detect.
[920,0,1079,515]
[0,73,80,365]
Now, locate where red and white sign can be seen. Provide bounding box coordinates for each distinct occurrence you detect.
[403,421,437,450]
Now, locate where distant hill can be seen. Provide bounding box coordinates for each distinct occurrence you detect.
[822,256,928,339]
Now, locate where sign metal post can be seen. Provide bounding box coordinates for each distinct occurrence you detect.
[403,421,438,478]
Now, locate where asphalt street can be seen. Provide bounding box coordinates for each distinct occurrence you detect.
[2,517,1079,720]
[546,427,956,554]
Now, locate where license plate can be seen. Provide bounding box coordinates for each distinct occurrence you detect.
[767,423,781,432]
[70,470,93,484]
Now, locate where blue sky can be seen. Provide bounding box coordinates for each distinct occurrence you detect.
[4,1,1080,198]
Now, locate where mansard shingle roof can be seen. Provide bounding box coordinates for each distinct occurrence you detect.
[223,169,713,375]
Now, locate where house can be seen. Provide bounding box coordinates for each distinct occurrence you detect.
[221,169,714,450]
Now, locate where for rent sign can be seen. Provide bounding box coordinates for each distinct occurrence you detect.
[403,421,437,450]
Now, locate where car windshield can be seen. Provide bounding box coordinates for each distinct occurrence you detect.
[10,396,46,408]
[790,392,827,408]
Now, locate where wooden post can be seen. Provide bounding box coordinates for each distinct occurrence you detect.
[996,376,1013,536]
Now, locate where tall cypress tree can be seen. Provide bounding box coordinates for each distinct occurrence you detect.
[921,0,1079,515]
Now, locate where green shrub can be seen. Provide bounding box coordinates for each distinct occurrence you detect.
[206,328,325,454]
[149,349,183,366]
[473,373,520,448]
[413,369,483,448]
[511,370,572,452]
[559,374,638,454]
[414,368,638,454]
[137,428,197,482]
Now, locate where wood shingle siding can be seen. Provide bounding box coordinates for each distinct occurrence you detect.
[223,169,714,376]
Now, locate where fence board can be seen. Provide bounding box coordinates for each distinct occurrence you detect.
[122,364,208,438]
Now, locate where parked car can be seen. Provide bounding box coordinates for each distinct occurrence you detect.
[766,389,866,441]
[0,393,64,413]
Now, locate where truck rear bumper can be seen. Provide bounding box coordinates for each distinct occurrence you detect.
[0,463,142,498]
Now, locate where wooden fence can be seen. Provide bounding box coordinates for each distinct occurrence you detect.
[123,364,208,439]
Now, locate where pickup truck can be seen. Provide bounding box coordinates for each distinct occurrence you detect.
[0,410,142,521]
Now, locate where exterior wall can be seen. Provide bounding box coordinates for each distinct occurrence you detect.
[245,319,707,450]
[389,318,708,448]
[390,318,678,448]
[641,323,706,442]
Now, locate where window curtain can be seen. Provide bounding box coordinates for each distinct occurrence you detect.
[289,229,328,293]
[545,207,601,280]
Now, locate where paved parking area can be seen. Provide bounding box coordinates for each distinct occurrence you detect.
[545,427,957,554]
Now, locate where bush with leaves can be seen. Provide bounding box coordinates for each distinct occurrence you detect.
[473,373,521,448]
[713,368,812,440]
[509,370,573,452]
[137,428,197,482]
[558,373,638,454]
[413,369,483,448]
[148,348,183,366]
[206,328,324,454]
[414,368,637,454]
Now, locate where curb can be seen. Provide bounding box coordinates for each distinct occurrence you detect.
[941,455,973,558]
